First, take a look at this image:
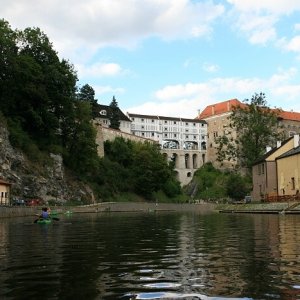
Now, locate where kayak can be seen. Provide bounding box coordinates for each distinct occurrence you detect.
[36,219,52,224]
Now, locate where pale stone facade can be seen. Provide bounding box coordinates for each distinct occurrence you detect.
[252,135,299,200]
[94,122,156,158]
[127,113,207,185]
[0,179,11,205]
[276,138,300,197]
[198,99,300,171]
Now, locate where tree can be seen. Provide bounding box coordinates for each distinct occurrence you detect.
[215,93,283,170]
[226,173,249,200]
[109,96,120,130]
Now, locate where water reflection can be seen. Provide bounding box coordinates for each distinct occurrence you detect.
[0,212,300,299]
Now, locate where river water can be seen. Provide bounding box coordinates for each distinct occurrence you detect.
[0,211,300,300]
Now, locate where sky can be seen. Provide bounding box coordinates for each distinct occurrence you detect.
[2,0,300,118]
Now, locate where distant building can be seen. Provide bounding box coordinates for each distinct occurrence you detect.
[127,113,207,185]
[93,103,132,133]
[198,99,300,170]
[0,179,11,205]
[276,136,300,197]
[252,135,299,201]
[127,113,207,151]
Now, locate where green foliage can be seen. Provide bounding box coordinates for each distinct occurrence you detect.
[102,138,182,200]
[188,163,250,202]
[215,93,283,171]
[226,173,250,200]
[0,19,181,203]
[109,96,120,130]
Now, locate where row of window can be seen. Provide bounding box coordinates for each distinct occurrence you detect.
[131,117,206,127]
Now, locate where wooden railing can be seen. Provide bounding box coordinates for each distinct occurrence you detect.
[263,194,300,202]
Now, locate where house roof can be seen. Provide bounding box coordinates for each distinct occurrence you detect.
[252,136,294,165]
[198,99,244,119]
[198,99,300,122]
[93,104,131,122]
[0,179,11,186]
[276,145,300,160]
[127,112,207,124]
[277,110,300,122]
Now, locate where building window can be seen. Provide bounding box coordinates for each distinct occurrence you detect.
[186,135,189,138]
[100,110,107,115]
[164,120,167,124]
[174,121,177,124]
[164,127,167,131]
[151,119,154,122]
[174,134,177,137]
[262,163,264,174]
[291,177,295,190]
[193,123,196,126]
[185,122,188,126]
[131,117,135,121]
[141,118,144,122]
[193,136,196,139]
[213,131,218,138]
[164,134,168,137]
[151,132,154,137]
[141,125,144,129]
[142,132,145,136]
[185,129,189,132]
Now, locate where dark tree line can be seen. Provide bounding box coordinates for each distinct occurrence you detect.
[0,19,181,201]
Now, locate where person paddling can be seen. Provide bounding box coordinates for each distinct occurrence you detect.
[34,207,59,223]
[40,207,50,220]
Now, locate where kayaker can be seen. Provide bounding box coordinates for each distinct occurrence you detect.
[39,207,50,220]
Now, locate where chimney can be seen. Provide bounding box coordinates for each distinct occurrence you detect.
[266,146,272,153]
[294,134,300,148]
[212,105,215,115]
[277,141,282,148]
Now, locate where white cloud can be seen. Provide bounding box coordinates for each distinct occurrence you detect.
[226,0,300,15]
[1,0,225,59]
[127,68,300,118]
[226,0,300,46]
[202,63,219,73]
[284,36,300,52]
[94,85,125,97]
[75,62,126,78]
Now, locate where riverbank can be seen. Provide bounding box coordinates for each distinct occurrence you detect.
[2,201,300,218]
[0,202,216,218]
[217,201,300,214]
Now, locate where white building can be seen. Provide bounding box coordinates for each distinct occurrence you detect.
[127,113,208,185]
[127,113,207,151]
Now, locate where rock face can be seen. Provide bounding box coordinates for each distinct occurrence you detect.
[0,125,95,204]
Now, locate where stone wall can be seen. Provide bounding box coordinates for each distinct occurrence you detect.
[94,123,157,157]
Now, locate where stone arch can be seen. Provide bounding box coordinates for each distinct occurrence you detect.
[187,172,192,177]
[171,153,178,168]
[192,154,197,169]
[201,141,206,150]
[185,153,190,169]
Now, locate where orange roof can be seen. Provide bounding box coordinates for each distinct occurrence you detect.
[278,110,300,122]
[198,99,244,119]
[198,99,300,122]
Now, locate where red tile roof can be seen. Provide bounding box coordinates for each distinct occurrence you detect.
[198,99,244,119]
[198,99,300,122]
[278,110,300,122]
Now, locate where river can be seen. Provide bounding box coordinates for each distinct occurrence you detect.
[0,211,300,299]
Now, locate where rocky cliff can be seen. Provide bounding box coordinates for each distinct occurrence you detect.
[0,124,95,204]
